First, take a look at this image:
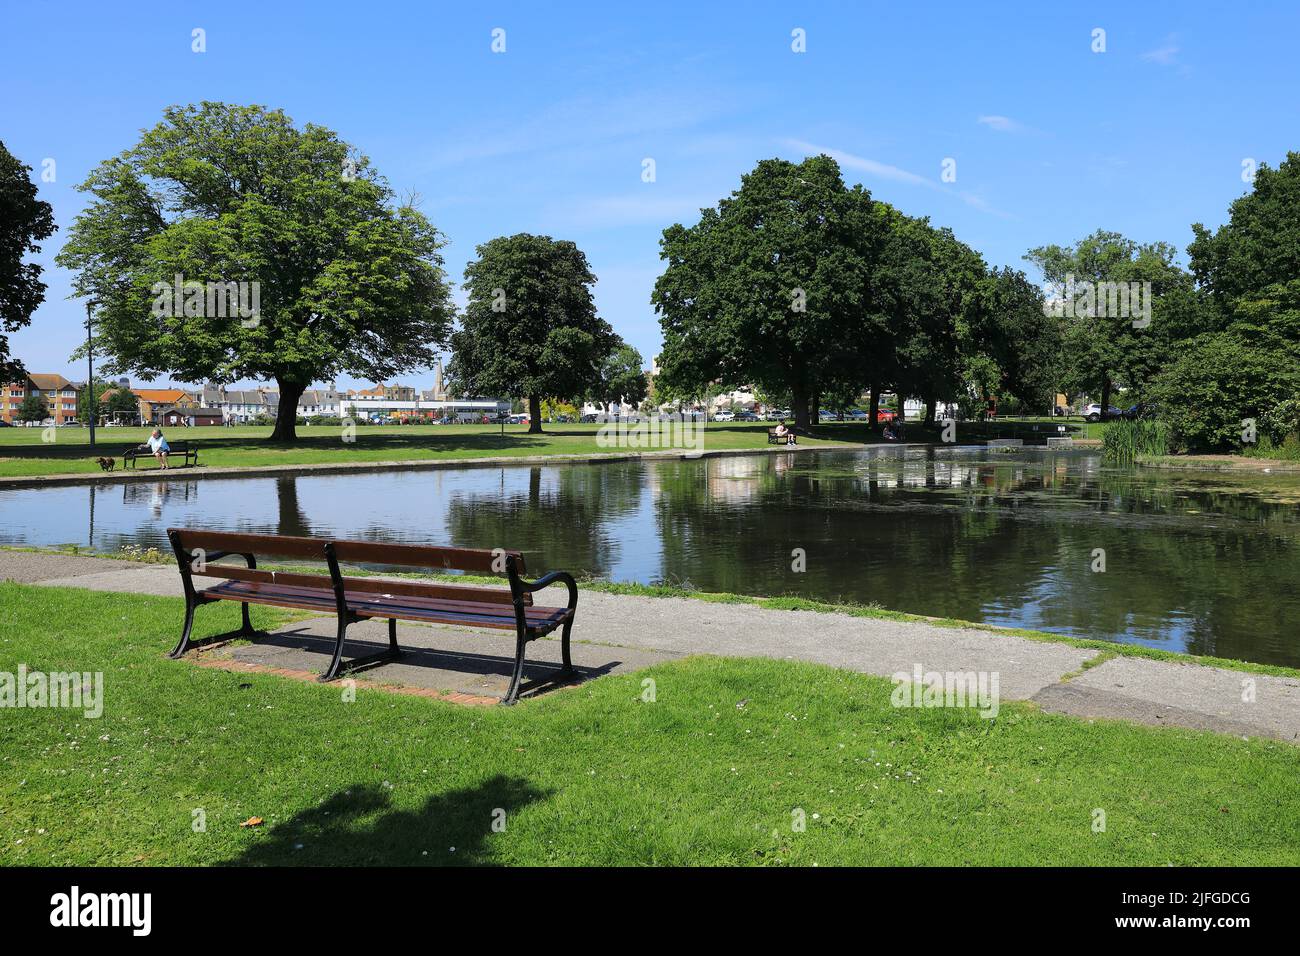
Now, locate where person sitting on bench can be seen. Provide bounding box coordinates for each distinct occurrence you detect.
[146,428,171,470]
[774,419,796,445]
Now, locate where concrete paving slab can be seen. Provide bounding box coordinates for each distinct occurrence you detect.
[33,564,180,596]
[207,616,680,702]
[0,550,127,583]
[557,590,1097,700]
[1036,656,1300,744]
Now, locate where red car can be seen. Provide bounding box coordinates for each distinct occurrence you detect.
[876,409,897,422]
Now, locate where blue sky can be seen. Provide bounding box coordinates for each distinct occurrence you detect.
[3,0,1297,392]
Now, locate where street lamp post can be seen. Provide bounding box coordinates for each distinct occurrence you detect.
[85,300,97,449]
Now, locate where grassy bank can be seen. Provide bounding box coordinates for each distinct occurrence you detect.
[0,422,868,479]
[2,582,1298,866]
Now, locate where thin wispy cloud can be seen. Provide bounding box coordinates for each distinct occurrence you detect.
[782,139,929,187]
[977,115,1022,133]
[781,139,1012,218]
[1140,38,1180,66]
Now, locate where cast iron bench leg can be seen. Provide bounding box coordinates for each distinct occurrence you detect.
[502,629,531,705]
[168,596,197,659]
[319,616,351,681]
[319,616,403,682]
[558,616,575,678]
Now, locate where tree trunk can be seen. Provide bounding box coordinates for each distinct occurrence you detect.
[810,390,821,424]
[1100,377,1112,422]
[270,379,305,441]
[869,386,880,429]
[528,394,543,433]
[792,386,811,431]
[924,396,937,427]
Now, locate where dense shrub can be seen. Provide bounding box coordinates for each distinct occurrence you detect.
[1149,333,1300,452]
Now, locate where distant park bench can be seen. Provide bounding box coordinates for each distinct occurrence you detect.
[124,440,199,469]
[165,529,578,704]
[767,426,796,445]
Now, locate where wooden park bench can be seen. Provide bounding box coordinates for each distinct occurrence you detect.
[164,529,578,704]
[767,426,796,446]
[124,440,200,469]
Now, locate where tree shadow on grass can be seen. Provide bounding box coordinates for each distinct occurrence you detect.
[220,775,551,866]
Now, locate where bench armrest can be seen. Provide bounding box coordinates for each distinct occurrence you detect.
[515,570,578,613]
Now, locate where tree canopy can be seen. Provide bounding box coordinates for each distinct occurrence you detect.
[1025,229,1191,419]
[55,102,455,440]
[591,339,648,412]
[653,155,886,430]
[0,140,57,383]
[447,233,614,433]
[653,154,1061,428]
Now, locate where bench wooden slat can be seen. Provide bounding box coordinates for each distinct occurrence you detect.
[330,539,525,574]
[171,528,523,574]
[201,579,569,632]
[171,529,330,559]
[193,563,531,606]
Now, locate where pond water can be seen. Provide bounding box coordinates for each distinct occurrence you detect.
[3,446,1298,668]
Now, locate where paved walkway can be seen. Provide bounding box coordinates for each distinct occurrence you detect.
[3,550,1297,743]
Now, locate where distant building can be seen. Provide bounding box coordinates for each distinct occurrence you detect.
[341,395,509,423]
[350,382,417,402]
[420,359,449,403]
[297,387,343,417]
[158,405,224,427]
[99,386,196,425]
[191,383,278,423]
[1,373,81,424]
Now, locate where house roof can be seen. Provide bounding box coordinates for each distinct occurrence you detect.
[134,389,190,403]
[27,374,75,391]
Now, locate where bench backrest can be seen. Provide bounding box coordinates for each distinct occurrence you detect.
[167,529,530,605]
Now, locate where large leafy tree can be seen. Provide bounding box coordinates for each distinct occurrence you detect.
[1025,230,1190,419]
[969,267,1062,412]
[1189,152,1300,308]
[0,141,57,382]
[1149,152,1300,452]
[878,213,988,423]
[16,391,47,422]
[55,102,455,441]
[653,155,887,431]
[591,339,648,412]
[447,234,614,434]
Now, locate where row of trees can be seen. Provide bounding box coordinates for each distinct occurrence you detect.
[1020,154,1300,450]
[8,102,1298,450]
[32,103,647,439]
[654,150,1300,451]
[651,155,1060,431]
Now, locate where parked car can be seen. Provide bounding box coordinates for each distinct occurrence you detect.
[1123,402,1159,420]
[877,409,897,422]
[848,409,870,420]
[1082,403,1124,422]
[735,410,759,422]
[713,410,735,422]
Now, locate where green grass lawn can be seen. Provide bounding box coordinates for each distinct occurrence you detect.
[2,582,1297,866]
[0,422,870,479]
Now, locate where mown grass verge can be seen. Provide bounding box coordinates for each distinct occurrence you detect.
[2,582,1298,866]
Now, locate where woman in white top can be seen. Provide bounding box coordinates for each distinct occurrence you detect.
[146,429,171,469]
